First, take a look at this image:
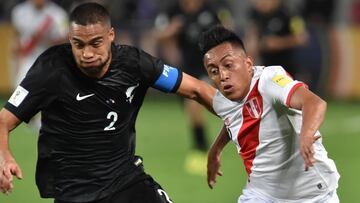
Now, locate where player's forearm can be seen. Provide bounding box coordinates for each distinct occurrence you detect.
[0,117,11,162]
[177,73,216,114]
[210,125,230,155]
[300,96,327,138]
[0,109,21,152]
[0,136,10,161]
[193,81,216,114]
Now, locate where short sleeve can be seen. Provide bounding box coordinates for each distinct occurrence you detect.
[4,54,59,122]
[258,66,306,107]
[138,50,182,93]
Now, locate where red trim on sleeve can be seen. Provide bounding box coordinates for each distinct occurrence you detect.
[286,82,307,107]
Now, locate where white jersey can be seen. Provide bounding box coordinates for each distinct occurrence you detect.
[11,1,68,86]
[213,66,340,202]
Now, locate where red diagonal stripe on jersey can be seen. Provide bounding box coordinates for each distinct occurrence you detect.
[21,15,53,56]
[237,80,262,176]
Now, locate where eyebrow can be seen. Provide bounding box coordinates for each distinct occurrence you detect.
[72,36,103,44]
[205,52,235,69]
[219,54,232,62]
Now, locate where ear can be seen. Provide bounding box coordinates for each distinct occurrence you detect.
[245,55,254,73]
[109,27,115,42]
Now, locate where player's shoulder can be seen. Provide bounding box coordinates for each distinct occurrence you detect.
[112,43,157,67]
[258,65,287,90]
[112,44,141,59]
[35,43,72,71]
[11,1,30,16]
[25,44,71,87]
[39,43,70,60]
[46,2,67,16]
[260,66,287,79]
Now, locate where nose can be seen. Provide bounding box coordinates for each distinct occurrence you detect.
[219,68,229,81]
[82,46,94,59]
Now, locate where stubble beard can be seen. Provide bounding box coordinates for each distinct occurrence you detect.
[79,51,111,78]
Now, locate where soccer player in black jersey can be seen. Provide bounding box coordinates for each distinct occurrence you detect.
[0,3,215,203]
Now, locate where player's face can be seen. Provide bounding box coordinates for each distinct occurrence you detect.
[31,0,47,8]
[204,42,253,101]
[69,22,115,78]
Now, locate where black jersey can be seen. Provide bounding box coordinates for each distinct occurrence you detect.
[5,43,182,202]
[166,3,220,78]
[250,7,296,74]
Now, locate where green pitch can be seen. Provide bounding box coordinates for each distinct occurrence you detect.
[0,97,359,203]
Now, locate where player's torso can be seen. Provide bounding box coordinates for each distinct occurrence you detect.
[173,5,219,47]
[41,45,147,145]
[13,2,64,51]
[214,67,339,200]
[252,9,291,37]
[216,67,297,172]
[34,44,151,200]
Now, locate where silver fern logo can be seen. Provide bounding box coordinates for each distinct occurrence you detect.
[125,83,139,103]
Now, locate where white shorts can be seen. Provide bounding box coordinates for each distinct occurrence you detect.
[237,188,339,203]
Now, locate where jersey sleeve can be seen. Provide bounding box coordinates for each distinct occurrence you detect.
[4,53,59,123]
[258,66,306,107]
[138,50,182,93]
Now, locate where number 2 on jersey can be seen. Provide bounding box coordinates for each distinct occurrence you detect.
[104,111,118,131]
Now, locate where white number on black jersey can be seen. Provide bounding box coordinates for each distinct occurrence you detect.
[104,111,118,131]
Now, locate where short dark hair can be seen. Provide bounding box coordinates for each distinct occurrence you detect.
[69,2,110,26]
[199,25,246,56]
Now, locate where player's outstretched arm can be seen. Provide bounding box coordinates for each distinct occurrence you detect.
[207,125,230,189]
[0,108,23,194]
[176,72,216,114]
[289,86,326,171]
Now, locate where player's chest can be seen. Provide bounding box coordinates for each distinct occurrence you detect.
[57,74,144,116]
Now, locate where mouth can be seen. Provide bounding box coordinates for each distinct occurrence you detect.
[222,84,233,93]
[82,60,98,65]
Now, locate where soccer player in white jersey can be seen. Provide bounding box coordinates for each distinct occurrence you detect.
[11,0,68,87]
[11,0,68,131]
[199,25,340,203]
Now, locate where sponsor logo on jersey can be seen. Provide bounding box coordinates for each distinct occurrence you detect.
[245,97,262,119]
[126,83,139,103]
[76,93,95,101]
[272,75,293,87]
[8,86,29,107]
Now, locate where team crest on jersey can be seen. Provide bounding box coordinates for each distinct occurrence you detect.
[245,97,262,119]
[126,83,139,103]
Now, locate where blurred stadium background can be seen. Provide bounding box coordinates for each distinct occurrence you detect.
[0,0,359,202]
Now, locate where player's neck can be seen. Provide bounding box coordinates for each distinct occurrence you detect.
[96,57,112,79]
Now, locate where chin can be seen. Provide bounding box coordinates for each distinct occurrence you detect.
[81,65,103,75]
[223,92,242,101]
[226,96,239,101]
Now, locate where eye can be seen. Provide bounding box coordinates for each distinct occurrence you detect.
[92,40,103,47]
[72,41,84,49]
[225,63,233,68]
[210,68,219,75]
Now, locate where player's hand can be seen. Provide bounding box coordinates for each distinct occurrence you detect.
[0,154,22,195]
[207,149,223,189]
[300,134,321,171]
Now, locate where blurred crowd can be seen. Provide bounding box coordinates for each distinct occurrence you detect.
[0,0,360,99]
